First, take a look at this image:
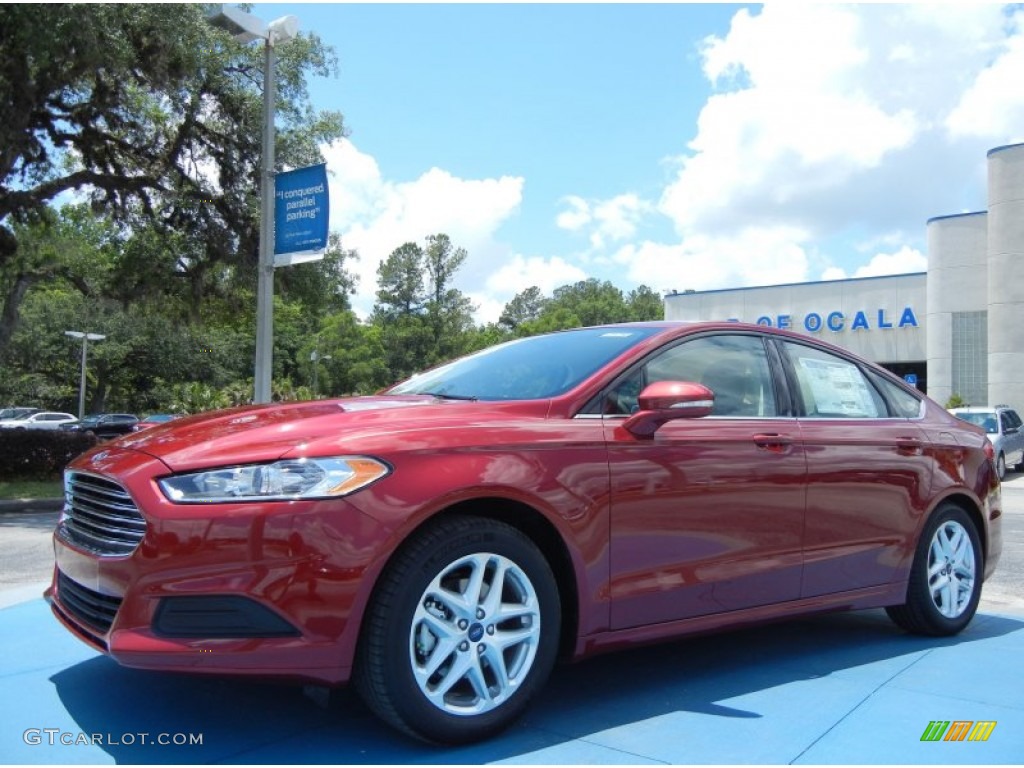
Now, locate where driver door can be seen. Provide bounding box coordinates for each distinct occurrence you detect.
[605,333,806,630]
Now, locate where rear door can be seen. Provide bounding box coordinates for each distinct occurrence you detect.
[776,340,933,597]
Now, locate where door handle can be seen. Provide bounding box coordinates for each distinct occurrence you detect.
[753,434,793,453]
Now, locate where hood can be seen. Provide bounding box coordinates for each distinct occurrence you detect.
[115,395,548,471]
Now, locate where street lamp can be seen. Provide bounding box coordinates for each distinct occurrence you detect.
[310,349,332,397]
[207,5,299,404]
[64,331,106,420]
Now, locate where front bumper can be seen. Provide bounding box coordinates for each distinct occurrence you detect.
[47,448,393,685]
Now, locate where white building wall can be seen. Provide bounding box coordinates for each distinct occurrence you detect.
[988,143,1024,409]
[926,212,988,405]
[664,275,926,362]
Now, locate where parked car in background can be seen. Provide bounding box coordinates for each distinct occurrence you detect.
[48,322,1002,745]
[0,407,41,421]
[950,405,1024,479]
[132,414,180,432]
[0,411,77,430]
[60,413,139,439]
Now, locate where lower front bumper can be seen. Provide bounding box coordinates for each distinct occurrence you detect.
[48,566,355,685]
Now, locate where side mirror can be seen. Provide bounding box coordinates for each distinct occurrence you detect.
[622,381,714,438]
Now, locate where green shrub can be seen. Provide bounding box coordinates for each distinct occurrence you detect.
[0,430,98,481]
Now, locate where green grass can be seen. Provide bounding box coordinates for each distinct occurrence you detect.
[0,479,63,500]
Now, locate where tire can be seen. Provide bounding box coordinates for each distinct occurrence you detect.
[355,515,561,744]
[886,504,983,636]
[996,453,1006,480]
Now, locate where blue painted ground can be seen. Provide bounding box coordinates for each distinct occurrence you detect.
[1,589,1022,764]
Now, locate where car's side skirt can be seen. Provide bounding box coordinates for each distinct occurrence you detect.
[574,581,908,659]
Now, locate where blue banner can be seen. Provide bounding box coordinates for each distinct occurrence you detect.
[274,163,328,263]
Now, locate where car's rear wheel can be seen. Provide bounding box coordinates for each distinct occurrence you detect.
[886,504,982,636]
[355,515,560,744]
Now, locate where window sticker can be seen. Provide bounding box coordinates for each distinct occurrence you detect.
[798,357,877,417]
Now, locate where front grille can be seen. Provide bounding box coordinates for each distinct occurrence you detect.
[57,570,122,635]
[61,472,147,556]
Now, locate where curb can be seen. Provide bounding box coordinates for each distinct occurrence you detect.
[0,498,63,513]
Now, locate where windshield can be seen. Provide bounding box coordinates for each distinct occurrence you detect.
[955,411,998,434]
[389,326,660,400]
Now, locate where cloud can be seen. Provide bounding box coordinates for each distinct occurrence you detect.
[589,195,653,248]
[485,254,588,295]
[661,4,922,237]
[820,267,848,281]
[822,245,927,281]
[946,8,1024,141]
[555,196,591,231]
[854,245,928,277]
[633,4,1021,287]
[613,225,812,293]
[557,194,653,249]
[321,139,524,317]
[465,293,507,327]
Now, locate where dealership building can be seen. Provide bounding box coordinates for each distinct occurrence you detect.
[664,142,1024,410]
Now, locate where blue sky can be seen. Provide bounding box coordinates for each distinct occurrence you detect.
[253,3,1024,322]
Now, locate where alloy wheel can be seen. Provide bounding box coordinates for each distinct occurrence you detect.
[409,552,541,716]
[927,519,976,619]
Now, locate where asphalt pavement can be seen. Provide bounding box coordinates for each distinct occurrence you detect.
[1,489,1022,764]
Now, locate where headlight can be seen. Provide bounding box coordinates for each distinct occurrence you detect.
[158,456,390,503]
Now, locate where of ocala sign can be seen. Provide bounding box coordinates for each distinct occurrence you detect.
[740,307,920,333]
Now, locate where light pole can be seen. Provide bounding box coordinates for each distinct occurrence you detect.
[310,349,332,397]
[64,331,106,419]
[207,5,299,404]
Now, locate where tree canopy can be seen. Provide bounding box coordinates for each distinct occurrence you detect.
[0,3,344,354]
[0,5,665,415]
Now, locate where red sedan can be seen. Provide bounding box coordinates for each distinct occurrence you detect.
[47,322,1002,744]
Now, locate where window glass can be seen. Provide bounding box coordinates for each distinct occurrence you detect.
[867,371,923,418]
[603,334,777,417]
[782,342,884,418]
[956,411,998,433]
[389,326,659,401]
[1005,410,1022,430]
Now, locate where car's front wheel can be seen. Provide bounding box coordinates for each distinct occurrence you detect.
[996,452,1007,480]
[886,503,982,636]
[356,515,561,744]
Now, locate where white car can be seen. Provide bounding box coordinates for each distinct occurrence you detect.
[0,412,78,430]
